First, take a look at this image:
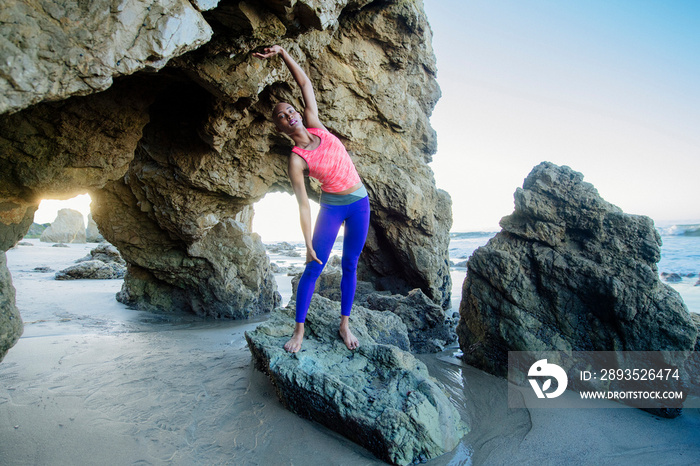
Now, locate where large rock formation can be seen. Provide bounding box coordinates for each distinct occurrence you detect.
[245,296,467,465]
[40,208,86,243]
[0,0,451,360]
[457,162,698,376]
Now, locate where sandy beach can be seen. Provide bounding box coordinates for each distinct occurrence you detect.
[1,240,699,465]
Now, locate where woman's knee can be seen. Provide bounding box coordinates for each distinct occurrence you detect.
[302,260,324,281]
[341,255,359,275]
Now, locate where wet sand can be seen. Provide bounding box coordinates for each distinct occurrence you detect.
[1,241,699,465]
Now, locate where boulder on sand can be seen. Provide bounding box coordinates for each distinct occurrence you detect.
[245,295,467,466]
[77,243,125,265]
[55,260,124,280]
[40,209,86,243]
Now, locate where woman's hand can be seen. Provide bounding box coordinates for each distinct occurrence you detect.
[306,247,323,265]
[253,45,283,59]
[253,45,324,129]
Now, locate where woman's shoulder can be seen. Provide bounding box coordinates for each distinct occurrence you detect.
[307,126,328,136]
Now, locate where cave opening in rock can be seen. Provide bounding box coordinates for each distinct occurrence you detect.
[34,193,92,229]
[252,192,319,244]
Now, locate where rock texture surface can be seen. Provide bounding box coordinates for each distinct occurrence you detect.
[0,254,22,362]
[457,162,698,376]
[0,0,213,114]
[0,0,451,360]
[245,296,467,465]
[40,209,86,244]
[86,214,104,243]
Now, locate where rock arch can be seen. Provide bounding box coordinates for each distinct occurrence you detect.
[0,0,452,361]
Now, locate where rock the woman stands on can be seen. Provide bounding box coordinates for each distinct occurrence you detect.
[253,45,370,353]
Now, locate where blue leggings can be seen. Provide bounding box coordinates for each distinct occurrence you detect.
[295,196,370,323]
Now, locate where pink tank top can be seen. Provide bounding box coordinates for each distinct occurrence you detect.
[291,127,361,193]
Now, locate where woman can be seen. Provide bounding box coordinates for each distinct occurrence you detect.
[254,45,370,353]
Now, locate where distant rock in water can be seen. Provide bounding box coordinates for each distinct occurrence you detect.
[40,209,86,244]
[660,272,683,283]
[266,242,301,257]
[457,162,698,377]
[245,296,467,465]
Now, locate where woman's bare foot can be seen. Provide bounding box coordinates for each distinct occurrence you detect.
[339,316,359,350]
[284,322,305,353]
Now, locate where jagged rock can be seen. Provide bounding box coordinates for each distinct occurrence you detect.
[40,209,86,244]
[115,218,281,318]
[77,243,125,265]
[86,214,104,243]
[362,289,457,353]
[0,1,451,359]
[245,295,467,465]
[0,254,22,362]
[56,260,125,280]
[458,162,698,377]
[0,200,34,360]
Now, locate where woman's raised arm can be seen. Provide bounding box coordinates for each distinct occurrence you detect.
[254,45,324,129]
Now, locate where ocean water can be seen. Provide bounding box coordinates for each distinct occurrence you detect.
[448,225,700,314]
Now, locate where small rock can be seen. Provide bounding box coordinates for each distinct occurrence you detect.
[55,260,125,280]
[76,243,125,265]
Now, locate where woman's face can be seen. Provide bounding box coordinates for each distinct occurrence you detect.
[273,102,302,133]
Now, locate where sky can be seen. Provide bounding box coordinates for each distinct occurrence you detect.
[424,0,700,231]
[35,0,700,240]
